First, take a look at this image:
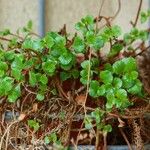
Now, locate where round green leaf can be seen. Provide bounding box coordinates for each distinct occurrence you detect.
[115,89,127,99]
[97,85,105,96]
[60,72,71,81]
[39,74,48,85]
[36,93,45,101]
[89,80,100,97]
[72,36,85,53]
[59,52,73,65]
[29,71,37,87]
[99,70,113,84]
[113,77,122,89]
[81,60,90,69]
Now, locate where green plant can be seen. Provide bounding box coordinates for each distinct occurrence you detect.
[0,7,150,149]
[28,119,40,132]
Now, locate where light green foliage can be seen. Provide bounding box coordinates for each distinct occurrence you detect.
[72,36,85,53]
[28,119,40,132]
[0,13,148,137]
[88,57,142,110]
[124,28,148,44]
[44,133,57,144]
[140,9,150,23]
[0,29,10,36]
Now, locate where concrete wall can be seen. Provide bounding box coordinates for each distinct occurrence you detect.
[46,0,149,33]
[0,0,149,35]
[0,0,39,33]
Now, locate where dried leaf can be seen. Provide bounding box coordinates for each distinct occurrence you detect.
[18,113,26,121]
[118,117,125,127]
[75,94,86,105]
[32,103,38,112]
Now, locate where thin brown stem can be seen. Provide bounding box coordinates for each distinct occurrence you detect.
[0,36,11,42]
[10,33,24,40]
[134,45,150,57]
[131,0,143,27]
[83,48,92,114]
[103,132,107,150]
[119,128,133,150]
[111,0,121,21]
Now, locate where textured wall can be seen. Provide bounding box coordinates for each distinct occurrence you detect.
[45,0,149,33]
[0,0,149,34]
[0,0,39,33]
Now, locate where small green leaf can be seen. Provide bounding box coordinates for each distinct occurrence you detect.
[59,52,73,65]
[27,20,33,30]
[81,60,90,69]
[86,31,96,46]
[97,85,105,96]
[104,63,112,71]
[72,36,85,53]
[84,15,94,25]
[11,68,22,81]
[0,29,10,36]
[89,80,100,98]
[84,116,93,130]
[22,38,33,49]
[130,71,138,80]
[93,36,104,50]
[113,60,125,74]
[124,33,132,44]
[99,70,113,84]
[140,12,148,23]
[0,77,13,96]
[80,70,93,85]
[124,57,137,72]
[48,133,57,143]
[91,108,104,124]
[71,69,79,79]
[44,136,50,144]
[86,32,104,50]
[43,33,54,48]
[39,74,48,85]
[11,55,24,70]
[111,25,122,37]
[0,70,4,77]
[9,38,18,48]
[36,93,45,101]
[113,77,122,89]
[103,124,112,133]
[4,51,15,61]
[42,60,57,76]
[106,91,115,101]
[108,43,123,57]
[128,79,142,95]
[29,71,37,86]
[28,120,40,132]
[0,62,8,71]
[32,39,44,51]
[60,72,71,81]
[55,35,66,47]
[8,84,21,103]
[122,74,135,89]
[75,22,86,32]
[115,89,127,99]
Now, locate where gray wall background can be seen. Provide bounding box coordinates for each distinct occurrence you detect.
[0,0,149,35]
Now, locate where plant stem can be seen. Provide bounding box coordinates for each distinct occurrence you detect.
[0,37,11,42]
[103,132,107,150]
[132,0,143,27]
[95,128,100,150]
[119,128,133,150]
[83,48,92,114]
